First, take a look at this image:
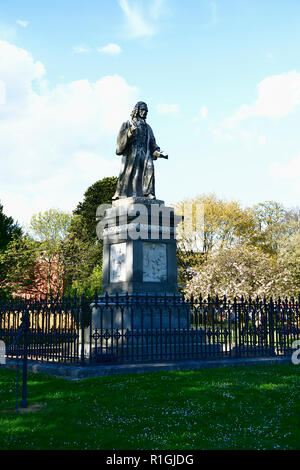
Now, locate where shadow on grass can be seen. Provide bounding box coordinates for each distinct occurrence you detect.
[0,364,299,450]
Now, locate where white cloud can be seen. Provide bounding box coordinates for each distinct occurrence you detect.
[192,106,208,126]
[213,71,300,147]
[98,43,122,55]
[0,40,139,226]
[200,106,208,119]
[0,80,6,104]
[228,71,300,124]
[156,103,179,116]
[16,20,29,28]
[212,128,233,141]
[0,41,45,118]
[72,45,91,54]
[118,0,156,38]
[270,155,300,180]
[258,135,266,145]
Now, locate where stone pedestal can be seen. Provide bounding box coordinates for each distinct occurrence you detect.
[100,197,181,295]
[93,197,187,332]
[89,196,220,362]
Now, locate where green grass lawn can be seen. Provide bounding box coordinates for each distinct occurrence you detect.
[0,364,299,450]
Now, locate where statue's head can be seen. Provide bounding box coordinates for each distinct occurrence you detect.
[131,101,148,120]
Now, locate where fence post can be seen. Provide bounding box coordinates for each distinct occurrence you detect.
[20,309,29,409]
[269,297,275,356]
[233,297,239,358]
[80,294,86,366]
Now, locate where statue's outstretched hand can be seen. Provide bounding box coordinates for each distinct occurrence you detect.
[159,151,168,159]
[153,150,168,159]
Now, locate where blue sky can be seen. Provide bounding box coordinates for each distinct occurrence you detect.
[1,0,300,228]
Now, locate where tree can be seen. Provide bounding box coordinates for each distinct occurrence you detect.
[0,235,38,296]
[278,232,300,297]
[175,193,257,252]
[28,209,73,295]
[0,203,23,297]
[175,194,257,285]
[63,214,103,296]
[184,244,296,300]
[64,177,117,295]
[252,201,300,255]
[1,209,73,297]
[0,202,22,252]
[74,176,117,242]
[30,209,71,243]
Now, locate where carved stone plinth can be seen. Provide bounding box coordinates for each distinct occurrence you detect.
[100,197,182,295]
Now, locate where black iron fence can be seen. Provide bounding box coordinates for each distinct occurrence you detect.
[0,294,299,365]
[0,296,82,364]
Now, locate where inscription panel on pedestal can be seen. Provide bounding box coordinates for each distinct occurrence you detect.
[110,243,127,283]
[143,242,167,282]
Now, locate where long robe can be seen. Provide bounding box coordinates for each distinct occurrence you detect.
[113,118,160,199]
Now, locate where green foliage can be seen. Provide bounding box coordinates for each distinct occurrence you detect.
[30,209,71,243]
[65,177,117,296]
[65,259,103,297]
[0,235,38,296]
[1,210,73,296]
[252,201,292,254]
[175,194,257,285]
[278,232,300,296]
[64,214,102,296]
[29,209,73,296]
[176,196,300,298]
[0,202,22,252]
[0,203,25,296]
[74,176,117,242]
[0,178,118,297]
[176,194,257,253]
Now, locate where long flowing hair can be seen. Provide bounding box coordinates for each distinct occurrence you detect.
[130,101,148,119]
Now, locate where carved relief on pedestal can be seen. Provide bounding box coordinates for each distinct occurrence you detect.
[110,243,127,283]
[143,242,167,282]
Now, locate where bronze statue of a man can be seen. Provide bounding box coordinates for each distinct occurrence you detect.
[112,101,167,200]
